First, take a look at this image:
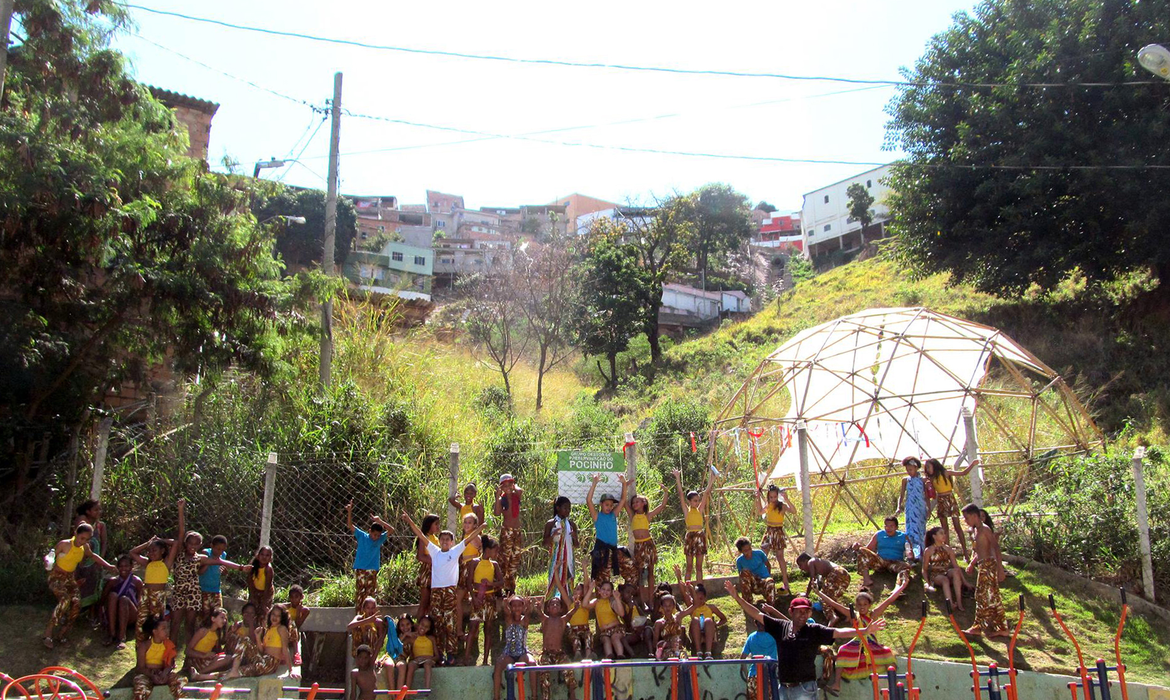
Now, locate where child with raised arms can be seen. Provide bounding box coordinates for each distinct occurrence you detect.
[757,484,796,594]
[347,500,393,611]
[674,468,714,583]
[819,575,907,695]
[535,595,580,700]
[623,478,670,602]
[493,473,525,595]
[462,534,503,666]
[128,498,186,642]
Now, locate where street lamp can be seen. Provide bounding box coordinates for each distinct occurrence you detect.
[259,215,307,226]
[1138,44,1170,80]
[253,158,288,178]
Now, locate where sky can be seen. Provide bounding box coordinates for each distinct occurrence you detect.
[114,0,980,213]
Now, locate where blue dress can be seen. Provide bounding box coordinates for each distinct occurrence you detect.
[904,476,927,559]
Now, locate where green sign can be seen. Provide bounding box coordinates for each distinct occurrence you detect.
[556,450,625,502]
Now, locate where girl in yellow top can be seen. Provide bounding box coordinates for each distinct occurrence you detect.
[673,467,715,583]
[246,545,276,623]
[757,484,797,594]
[43,522,116,648]
[129,498,187,642]
[923,457,980,560]
[286,584,311,665]
[134,616,183,700]
[621,475,671,603]
[448,483,486,530]
[567,581,594,658]
[678,582,727,660]
[415,514,442,618]
[406,615,436,691]
[462,535,503,666]
[586,580,629,659]
[455,512,482,648]
[227,604,289,678]
[186,607,234,680]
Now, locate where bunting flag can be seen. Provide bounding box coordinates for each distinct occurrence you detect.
[689,431,697,453]
[748,428,765,488]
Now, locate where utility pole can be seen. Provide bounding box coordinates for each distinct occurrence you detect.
[1,0,15,99]
[319,72,342,392]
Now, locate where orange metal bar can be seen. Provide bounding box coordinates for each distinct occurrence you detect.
[1114,589,1130,700]
[605,663,614,700]
[905,601,929,700]
[754,657,764,700]
[306,684,319,700]
[1006,596,1025,700]
[1050,595,1093,700]
[943,599,982,700]
[516,662,526,700]
[689,664,699,700]
[851,605,882,700]
[1067,682,1080,700]
[670,665,677,700]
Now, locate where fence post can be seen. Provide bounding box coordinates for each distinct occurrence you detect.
[260,452,278,550]
[1131,447,1156,602]
[962,407,983,507]
[60,415,86,536]
[89,416,114,500]
[446,443,460,532]
[796,419,814,555]
[624,432,637,550]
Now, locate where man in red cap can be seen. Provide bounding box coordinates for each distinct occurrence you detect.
[724,581,886,699]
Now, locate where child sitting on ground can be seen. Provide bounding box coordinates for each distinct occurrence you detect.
[653,594,685,660]
[493,596,536,700]
[185,607,234,681]
[679,582,727,660]
[922,526,970,609]
[566,582,594,659]
[536,596,580,700]
[819,575,907,696]
[796,552,852,626]
[133,616,183,700]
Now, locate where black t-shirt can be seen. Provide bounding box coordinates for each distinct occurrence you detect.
[763,615,837,684]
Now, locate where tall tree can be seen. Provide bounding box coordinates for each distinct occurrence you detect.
[516,235,579,410]
[885,0,1170,296]
[0,0,299,510]
[846,182,875,231]
[459,271,528,399]
[623,196,697,364]
[252,185,358,271]
[692,184,754,286]
[574,221,652,389]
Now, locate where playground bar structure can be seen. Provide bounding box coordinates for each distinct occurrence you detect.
[504,656,779,700]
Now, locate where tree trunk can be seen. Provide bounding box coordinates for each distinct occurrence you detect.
[501,366,512,397]
[608,352,618,389]
[535,343,548,410]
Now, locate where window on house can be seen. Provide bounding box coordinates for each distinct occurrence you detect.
[436,221,446,229]
[391,251,404,262]
[440,257,454,264]
[824,195,829,203]
[359,264,374,278]
[414,256,426,266]
[824,224,832,232]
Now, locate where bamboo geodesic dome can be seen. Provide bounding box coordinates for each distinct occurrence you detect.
[706,306,1104,554]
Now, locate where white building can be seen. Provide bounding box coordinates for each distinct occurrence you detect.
[801,164,893,259]
[575,207,656,236]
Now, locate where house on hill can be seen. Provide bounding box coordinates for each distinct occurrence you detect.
[658,283,752,335]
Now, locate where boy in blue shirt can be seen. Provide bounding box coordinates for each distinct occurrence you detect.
[197,535,250,618]
[586,474,630,584]
[742,618,778,699]
[347,501,394,611]
[735,536,775,606]
[853,516,911,589]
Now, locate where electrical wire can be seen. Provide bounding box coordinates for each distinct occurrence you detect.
[119,3,1166,89]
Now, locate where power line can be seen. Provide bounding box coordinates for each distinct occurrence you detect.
[119,3,1164,89]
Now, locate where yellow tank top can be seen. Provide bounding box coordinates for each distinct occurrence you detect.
[472,559,495,592]
[193,629,218,653]
[684,507,704,530]
[631,513,650,532]
[427,534,440,547]
[235,625,249,638]
[57,539,86,573]
[595,599,618,627]
[462,541,480,562]
[145,640,166,665]
[288,606,301,624]
[459,503,475,519]
[144,560,169,585]
[763,506,786,527]
[932,473,954,494]
[263,626,282,648]
[690,604,713,620]
[254,568,267,589]
[413,635,434,657]
[569,606,591,626]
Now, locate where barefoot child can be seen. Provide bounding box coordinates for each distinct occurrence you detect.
[463,535,504,666]
[350,645,377,700]
[246,545,276,623]
[587,474,628,585]
[449,483,486,529]
[922,527,970,609]
[227,604,290,678]
[44,522,116,648]
[102,556,142,649]
[171,530,206,647]
[493,474,525,595]
[567,582,594,659]
[680,583,726,660]
[347,501,393,610]
[624,482,670,602]
[404,510,485,666]
[734,537,774,607]
[286,584,311,665]
[536,596,580,700]
[653,594,684,660]
[129,498,186,642]
[133,617,184,700]
[588,581,628,659]
[796,553,852,626]
[199,535,250,619]
[406,616,436,690]
[543,497,580,602]
[185,607,234,681]
[349,597,387,661]
[924,457,980,560]
[820,575,907,695]
[962,503,1010,638]
[757,484,796,593]
[674,468,714,583]
[492,597,536,700]
[897,457,929,561]
[853,516,911,589]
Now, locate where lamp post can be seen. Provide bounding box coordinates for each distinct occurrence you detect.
[253,158,288,179]
[1138,44,1170,81]
[259,215,307,226]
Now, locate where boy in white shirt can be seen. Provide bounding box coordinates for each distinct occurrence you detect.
[403,512,484,666]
